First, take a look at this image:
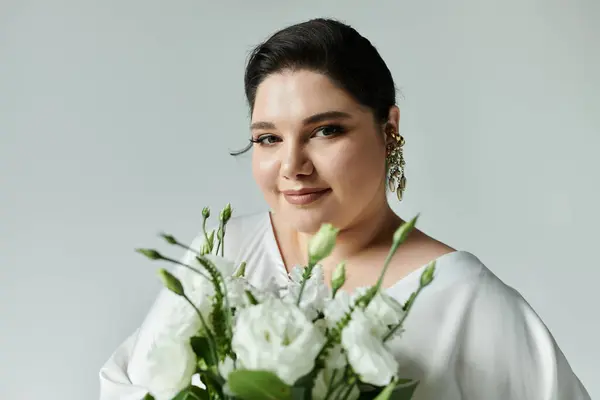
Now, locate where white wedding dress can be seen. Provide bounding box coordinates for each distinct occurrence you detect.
[99,212,591,400]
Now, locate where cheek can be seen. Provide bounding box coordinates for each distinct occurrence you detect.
[320,140,385,192]
[252,152,280,193]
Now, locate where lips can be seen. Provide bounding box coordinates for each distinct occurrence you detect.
[280,188,331,206]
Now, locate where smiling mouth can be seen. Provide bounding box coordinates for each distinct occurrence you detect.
[281,188,332,206]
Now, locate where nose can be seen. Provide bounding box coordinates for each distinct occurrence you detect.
[280,142,313,179]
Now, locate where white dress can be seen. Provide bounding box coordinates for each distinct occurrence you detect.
[99,212,591,400]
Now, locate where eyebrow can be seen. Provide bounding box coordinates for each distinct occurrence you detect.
[250,111,352,130]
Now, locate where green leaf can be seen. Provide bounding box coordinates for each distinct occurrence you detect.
[227,370,292,400]
[245,290,259,305]
[388,380,419,400]
[200,369,225,387]
[358,380,419,400]
[190,336,217,367]
[172,385,210,400]
[291,369,318,400]
[141,393,155,400]
[372,381,396,400]
[291,386,309,400]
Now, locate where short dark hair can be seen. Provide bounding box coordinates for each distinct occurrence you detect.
[232,18,397,155]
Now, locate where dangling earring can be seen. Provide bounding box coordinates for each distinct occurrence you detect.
[386,127,406,201]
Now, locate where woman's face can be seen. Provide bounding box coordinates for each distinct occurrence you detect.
[250,69,395,233]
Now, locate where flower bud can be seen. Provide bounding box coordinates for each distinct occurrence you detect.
[219,203,232,223]
[200,242,211,256]
[158,268,184,296]
[207,230,215,248]
[393,214,419,245]
[308,223,339,265]
[420,261,436,287]
[202,207,210,219]
[136,248,163,260]
[234,261,247,278]
[159,233,177,245]
[331,261,346,295]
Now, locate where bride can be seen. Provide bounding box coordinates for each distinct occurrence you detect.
[99,18,590,399]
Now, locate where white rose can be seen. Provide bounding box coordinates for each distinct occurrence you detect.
[341,309,398,387]
[218,355,236,380]
[363,292,405,338]
[156,271,212,341]
[161,254,238,338]
[132,338,197,400]
[324,344,348,370]
[323,290,353,328]
[232,298,326,385]
[281,265,330,320]
[224,276,252,309]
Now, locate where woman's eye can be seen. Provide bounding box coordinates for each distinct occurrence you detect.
[252,134,281,146]
[313,125,346,138]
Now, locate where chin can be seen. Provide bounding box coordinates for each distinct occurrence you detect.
[284,207,339,234]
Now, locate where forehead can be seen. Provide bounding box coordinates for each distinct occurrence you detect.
[251,70,365,123]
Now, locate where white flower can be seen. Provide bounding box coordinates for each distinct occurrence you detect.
[156,271,211,341]
[259,276,284,300]
[313,318,329,335]
[323,290,353,328]
[132,338,197,400]
[281,265,330,320]
[341,309,398,387]
[224,276,252,309]
[232,297,326,385]
[324,344,348,370]
[163,254,238,338]
[218,355,236,380]
[363,292,405,338]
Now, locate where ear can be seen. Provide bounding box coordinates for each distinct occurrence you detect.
[384,105,400,145]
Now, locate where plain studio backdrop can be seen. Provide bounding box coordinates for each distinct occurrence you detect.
[1,0,598,399]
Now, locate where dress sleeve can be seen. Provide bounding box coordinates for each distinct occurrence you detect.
[455,273,591,399]
[99,231,208,400]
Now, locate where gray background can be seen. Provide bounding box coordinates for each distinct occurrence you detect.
[1,1,598,399]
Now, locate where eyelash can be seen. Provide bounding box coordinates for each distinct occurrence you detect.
[250,124,347,146]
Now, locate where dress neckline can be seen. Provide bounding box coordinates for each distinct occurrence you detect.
[261,211,471,294]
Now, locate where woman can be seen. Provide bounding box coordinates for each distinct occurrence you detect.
[100,18,590,399]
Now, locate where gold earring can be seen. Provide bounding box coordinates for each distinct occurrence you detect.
[386,127,406,201]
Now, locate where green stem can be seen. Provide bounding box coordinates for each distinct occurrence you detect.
[162,256,211,281]
[182,293,219,365]
[373,242,400,292]
[337,381,356,400]
[221,225,226,257]
[383,286,423,342]
[323,369,339,400]
[331,287,339,299]
[196,256,234,345]
[296,262,315,306]
[202,217,210,252]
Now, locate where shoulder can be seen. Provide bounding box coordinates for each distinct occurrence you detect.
[446,256,590,399]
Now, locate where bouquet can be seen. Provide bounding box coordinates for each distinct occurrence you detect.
[136,204,436,400]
